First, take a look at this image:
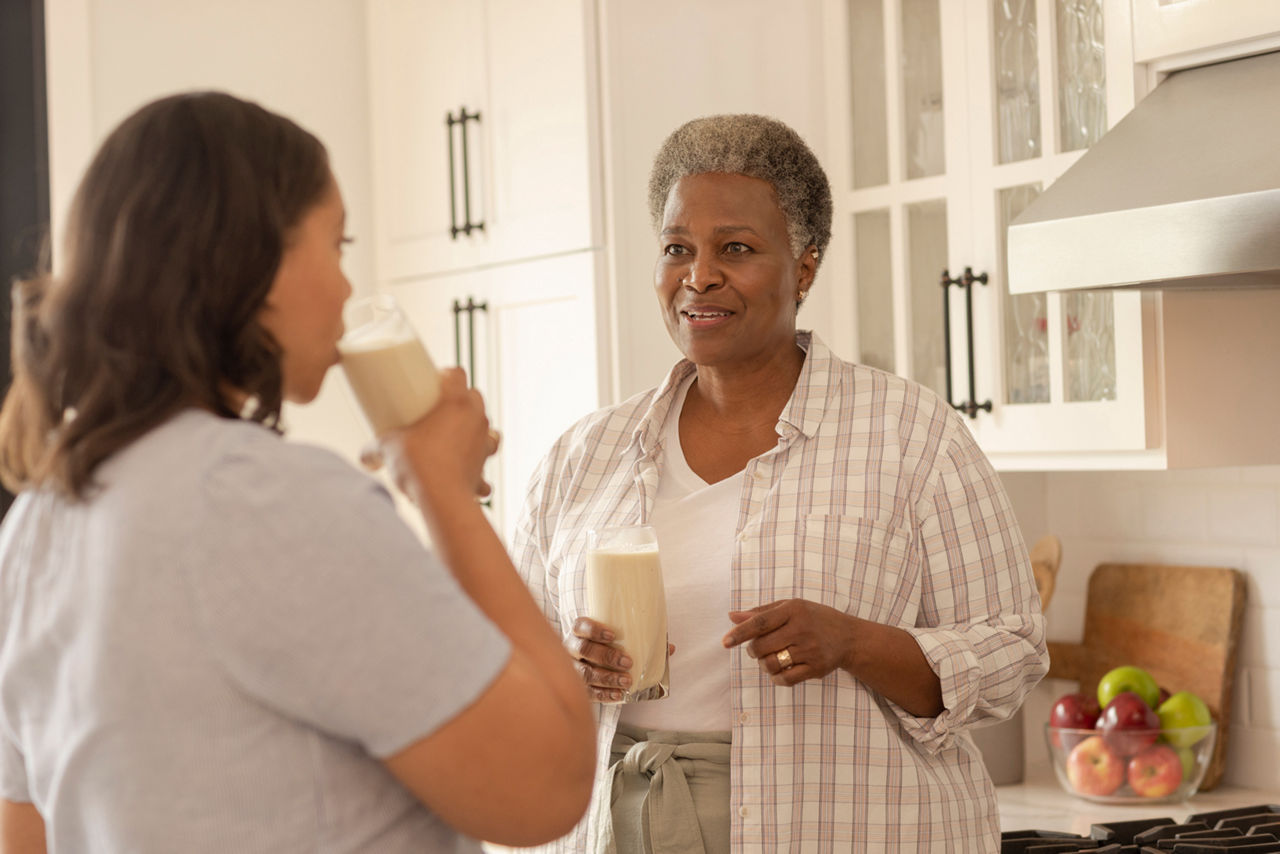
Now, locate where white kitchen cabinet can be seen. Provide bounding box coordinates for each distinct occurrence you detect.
[1130,0,1280,65]
[823,0,1179,467]
[365,0,596,283]
[388,251,601,542]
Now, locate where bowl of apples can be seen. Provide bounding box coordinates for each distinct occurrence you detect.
[1044,665,1217,804]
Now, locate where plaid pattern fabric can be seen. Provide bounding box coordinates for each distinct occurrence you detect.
[512,332,1047,852]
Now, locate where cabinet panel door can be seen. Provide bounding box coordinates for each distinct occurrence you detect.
[484,0,596,263]
[390,253,600,542]
[482,252,600,543]
[367,0,595,284]
[367,0,488,282]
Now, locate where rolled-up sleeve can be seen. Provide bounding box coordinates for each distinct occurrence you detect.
[893,420,1048,751]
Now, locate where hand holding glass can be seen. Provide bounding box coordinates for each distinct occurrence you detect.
[585,526,670,703]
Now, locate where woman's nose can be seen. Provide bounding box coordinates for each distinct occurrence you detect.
[682,255,721,291]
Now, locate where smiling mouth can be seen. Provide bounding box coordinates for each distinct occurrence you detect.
[682,309,733,320]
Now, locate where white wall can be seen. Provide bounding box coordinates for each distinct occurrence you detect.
[596,0,839,402]
[45,0,375,463]
[1003,467,1280,791]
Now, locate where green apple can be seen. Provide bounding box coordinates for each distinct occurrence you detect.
[1157,690,1213,747]
[1097,665,1160,710]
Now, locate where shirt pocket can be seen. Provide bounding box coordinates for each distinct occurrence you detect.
[796,514,914,624]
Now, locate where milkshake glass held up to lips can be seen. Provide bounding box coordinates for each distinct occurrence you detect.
[337,294,442,436]
[585,526,671,703]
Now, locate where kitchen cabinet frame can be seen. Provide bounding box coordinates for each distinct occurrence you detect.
[822,0,1181,469]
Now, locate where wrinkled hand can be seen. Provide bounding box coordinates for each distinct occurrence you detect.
[566,616,677,704]
[378,368,499,501]
[721,598,856,687]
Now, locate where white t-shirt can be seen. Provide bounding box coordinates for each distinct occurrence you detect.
[0,409,510,853]
[619,376,741,732]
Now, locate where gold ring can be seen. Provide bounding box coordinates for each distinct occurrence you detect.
[776,648,793,669]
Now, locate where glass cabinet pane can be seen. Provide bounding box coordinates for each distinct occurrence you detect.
[999,184,1049,403]
[1056,0,1106,152]
[993,0,1041,164]
[906,200,948,399]
[855,210,894,372]
[1063,292,1116,401]
[901,0,945,179]
[849,0,889,188]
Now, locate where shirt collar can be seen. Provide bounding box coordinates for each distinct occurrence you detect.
[626,330,839,457]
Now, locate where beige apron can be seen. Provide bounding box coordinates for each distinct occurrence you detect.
[590,723,731,854]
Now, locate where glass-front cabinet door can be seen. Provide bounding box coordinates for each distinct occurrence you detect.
[827,0,1152,465]
[964,0,1149,459]
[836,0,973,406]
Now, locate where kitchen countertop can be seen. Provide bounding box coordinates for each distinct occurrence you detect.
[998,759,1280,835]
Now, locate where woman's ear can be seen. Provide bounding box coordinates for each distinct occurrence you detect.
[797,244,819,292]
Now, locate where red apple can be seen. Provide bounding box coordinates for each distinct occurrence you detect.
[1127,743,1184,798]
[1066,735,1125,797]
[1098,691,1160,757]
[1049,692,1101,750]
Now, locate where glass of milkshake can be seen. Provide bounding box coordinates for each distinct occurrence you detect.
[338,294,441,436]
[585,526,670,703]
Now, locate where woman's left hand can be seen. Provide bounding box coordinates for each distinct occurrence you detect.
[721,599,856,687]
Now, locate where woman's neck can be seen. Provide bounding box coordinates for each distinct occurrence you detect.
[685,342,805,430]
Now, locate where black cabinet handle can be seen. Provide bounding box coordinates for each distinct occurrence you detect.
[451,296,493,506]
[940,267,993,420]
[445,107,485,240]
[450,296,487,383]
[465,297,487,388]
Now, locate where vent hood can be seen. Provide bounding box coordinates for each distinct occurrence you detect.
[1007,49,1280,294]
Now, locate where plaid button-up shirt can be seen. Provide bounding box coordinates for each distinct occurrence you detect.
[512,332,1047,852]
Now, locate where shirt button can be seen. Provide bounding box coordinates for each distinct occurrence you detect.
[738,712,750,724]
[752,471,763,481]
[739,806,750,818]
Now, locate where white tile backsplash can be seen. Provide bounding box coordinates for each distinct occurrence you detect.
[1003,465,1280,791]
[1238,606,1280,668]
[1140,487,1211,541]
[1209,487,1279,546]
[1248,665,1280,731]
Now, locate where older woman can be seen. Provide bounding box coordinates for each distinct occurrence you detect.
[513,114,1048,852]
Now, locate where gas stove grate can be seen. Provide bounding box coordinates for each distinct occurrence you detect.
[1001,803,1280,852]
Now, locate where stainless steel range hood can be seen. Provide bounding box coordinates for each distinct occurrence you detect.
[1007,49,1280,294]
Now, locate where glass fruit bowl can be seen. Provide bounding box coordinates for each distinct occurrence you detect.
[1044,723,1217,805]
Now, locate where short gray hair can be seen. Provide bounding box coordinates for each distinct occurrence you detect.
[647,114,833,263]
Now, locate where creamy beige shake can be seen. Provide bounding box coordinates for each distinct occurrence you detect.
[585,536,670,701]
[338,299,441,436]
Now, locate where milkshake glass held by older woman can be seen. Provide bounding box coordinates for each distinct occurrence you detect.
[0,92,594,853]
[513,114,1048,852]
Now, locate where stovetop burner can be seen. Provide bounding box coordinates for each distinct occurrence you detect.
[1001,803,1280,852]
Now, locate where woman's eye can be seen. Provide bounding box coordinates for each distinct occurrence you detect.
[724,242,751,254]
[663,244,688,256]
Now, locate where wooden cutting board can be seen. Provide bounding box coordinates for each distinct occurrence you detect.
[1046,562,1247,790]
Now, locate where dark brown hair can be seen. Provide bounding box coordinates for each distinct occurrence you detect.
[0,91,331,498]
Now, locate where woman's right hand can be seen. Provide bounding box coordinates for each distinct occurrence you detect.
[566,617,634,703]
